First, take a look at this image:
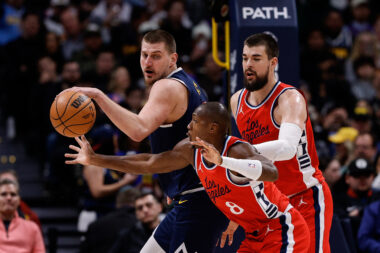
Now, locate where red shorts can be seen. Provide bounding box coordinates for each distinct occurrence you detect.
[289,181,333,253]
[238,207,310,253]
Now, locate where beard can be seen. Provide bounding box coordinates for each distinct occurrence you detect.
[243,67,269,92]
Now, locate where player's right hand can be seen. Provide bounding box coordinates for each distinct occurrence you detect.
[65,135,94,166]
[58,87,102,100]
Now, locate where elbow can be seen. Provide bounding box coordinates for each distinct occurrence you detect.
[275,144,297,161]
[272,166,279,181]
[129,129,150,142]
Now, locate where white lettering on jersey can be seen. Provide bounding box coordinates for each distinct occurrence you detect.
[252,182,279,219]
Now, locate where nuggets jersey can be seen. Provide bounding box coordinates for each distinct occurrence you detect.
[194,136,291,233]
[149,67,207,198]
[235,81,324,196]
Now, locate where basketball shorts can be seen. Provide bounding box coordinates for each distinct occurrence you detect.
[289,181,333,253]
[153,190,233,253]
[238,207,310,253]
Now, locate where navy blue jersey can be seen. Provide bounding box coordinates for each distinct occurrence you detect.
[149,68,207,198]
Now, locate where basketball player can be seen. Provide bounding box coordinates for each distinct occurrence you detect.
[64,30,229,252]
[65,102,310,252]
[230,33,333,253]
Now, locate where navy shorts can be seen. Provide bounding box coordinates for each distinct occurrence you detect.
[154,190,241,253]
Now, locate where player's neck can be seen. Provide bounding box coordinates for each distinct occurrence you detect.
[247,76,277,106]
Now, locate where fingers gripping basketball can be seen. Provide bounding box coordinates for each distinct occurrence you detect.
[50,90,96,138]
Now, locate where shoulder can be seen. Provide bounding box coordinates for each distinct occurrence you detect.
[231,89,244,103]
[18,217,39,231]
[277,88,305,105]
[150,79,188,101]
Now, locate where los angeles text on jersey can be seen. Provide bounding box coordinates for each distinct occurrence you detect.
[204,177,232,203]
[240,118,270,143]
[242,7,291,20]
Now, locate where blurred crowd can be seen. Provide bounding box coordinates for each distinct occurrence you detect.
[1,0,380,252]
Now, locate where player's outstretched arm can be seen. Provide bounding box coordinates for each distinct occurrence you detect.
[65,135,192,174]
[191,137,278,181]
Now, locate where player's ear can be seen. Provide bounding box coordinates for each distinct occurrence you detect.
[271,57,278,68]
[170,53,178,67]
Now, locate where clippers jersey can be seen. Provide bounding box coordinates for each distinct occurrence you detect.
[194,136,291,233]
[235,81,324,197]
[149,67,207,198]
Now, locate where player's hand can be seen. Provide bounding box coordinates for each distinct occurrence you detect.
[219,220,239,248]
[58,87,102,100]
[190,137,222,165]
[65,135,94,166]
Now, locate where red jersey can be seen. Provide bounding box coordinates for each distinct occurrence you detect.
[235,81,324,196]
[194,136,291,233]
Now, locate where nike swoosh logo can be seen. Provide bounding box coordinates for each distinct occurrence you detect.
[179,199,188,204]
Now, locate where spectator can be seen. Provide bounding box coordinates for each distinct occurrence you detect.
[72,22,103,74]
[82,47,115,92]
[323,8,352,60]
[357,199,380,252]
[0,0,25,46]
[60,6,84,60]
[354,132,377,162]
[3,11,45,138]
[80,187,141,253]
[345,31,379,83]
[109,192,163,253]
[125,86,144,113]
[196,52,223,102]
[351,56,376,101]
[334,158,380,244]
[328,126,358,165]
[44,32,64,72]
[107,66,131,106]
[78,124,138,232]
[0,179,45,253]
[323,158,343,189]
[351,103,373,134]
[159,0,192,58]
[0,169,41,229]
[372,154,380,190]
[348,0,374,39]
[90,0,133,43]
[44,0,70,36]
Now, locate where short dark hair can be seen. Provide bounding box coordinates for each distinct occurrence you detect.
[196,102,230,134]
[142,29,176,54]
[116,187,141,208]
[135,192,159,203]
[244,33,279,59]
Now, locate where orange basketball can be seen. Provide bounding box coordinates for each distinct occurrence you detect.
[50,90,96,138]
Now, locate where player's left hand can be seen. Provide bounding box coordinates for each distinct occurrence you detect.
[218,220,239,248]
[190,137,222,165]
[65,135,94,165]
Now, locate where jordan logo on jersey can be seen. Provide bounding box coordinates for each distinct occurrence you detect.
[241,118,270,143]
[204,177,232,203]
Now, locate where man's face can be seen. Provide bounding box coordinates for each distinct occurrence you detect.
[62,62,80,83]
[346,174,374,192]
[96,52,115,75]
[0,184,20,217]
[135,195,162,224]
[140,41,175,86]
[242,45,272,92]
[354,134,375,161]
[187,108,209,142]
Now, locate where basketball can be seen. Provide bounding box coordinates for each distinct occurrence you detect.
[50,90,96,138]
